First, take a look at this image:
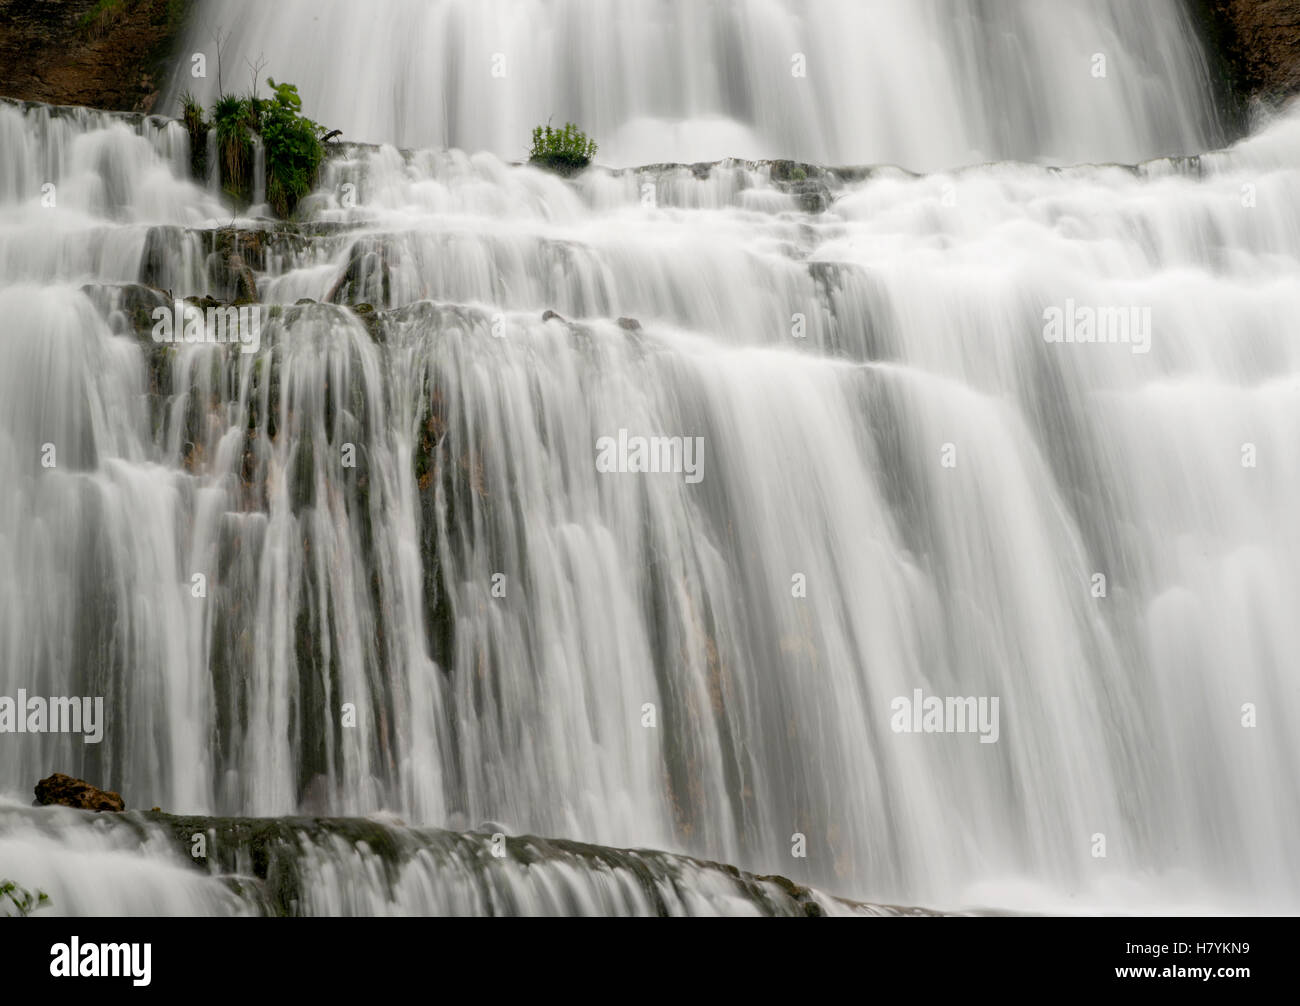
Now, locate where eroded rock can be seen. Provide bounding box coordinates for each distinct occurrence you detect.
[34,773,125,812]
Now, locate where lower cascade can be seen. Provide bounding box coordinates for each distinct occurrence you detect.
[0,799,908,917]
[0,0,1297,918]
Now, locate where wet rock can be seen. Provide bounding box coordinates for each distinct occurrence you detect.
[528,153,591,178]
[227,253,259,304]
[78,281,170,336]
[140,225,185,290]
[768,159,813,183]
[327,238,392,306]
[34,773,125,813]
[542,309,566,323]
[789,181,832,213]
[113,810,912,917]
[616,316,642,331]
[184,294,222,313]
[205,228,268,302]
[1195,0,1300,105]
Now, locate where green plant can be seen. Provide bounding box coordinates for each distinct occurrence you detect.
[181,91,207,132]
[1,880,50,917]
[196,75,332,216]
[213,93,255,199]
[180,90,210,180]
[529,121,597,175]
[260,78,327,217]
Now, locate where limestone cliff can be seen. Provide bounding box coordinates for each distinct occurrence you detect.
[0,0,191,113]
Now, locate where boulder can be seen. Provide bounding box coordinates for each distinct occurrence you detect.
[227,253,259,305]
[34,773,125,813]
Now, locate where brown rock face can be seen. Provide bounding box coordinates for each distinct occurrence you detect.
[34,772,125,812]
[0,0,191,112]
[1198,0,1300,102]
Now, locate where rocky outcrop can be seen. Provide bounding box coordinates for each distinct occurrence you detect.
[127,810,930,916]
[326,238,392,306]
[0,0,193,113]
[34,772,125,812]
[1195,0,1300,107]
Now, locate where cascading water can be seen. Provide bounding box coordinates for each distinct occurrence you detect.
[1,1,1298,916]
[168,0,1223,170]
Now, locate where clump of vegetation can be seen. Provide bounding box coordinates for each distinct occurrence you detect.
[529,121,598,176]
[769,160,809,183]
[213,92,256,200]
[259,79,327,217]
[180,90,210,180]
[79,0,188,40]
[179,74,331,218]
[1,879,50,917]
[77,0,127,38]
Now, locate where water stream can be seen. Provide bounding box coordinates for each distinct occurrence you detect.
[1,0,1297,915]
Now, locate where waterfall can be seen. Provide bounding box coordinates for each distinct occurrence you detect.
[205,128,219,195]
[249,132,266,210]
[0,798,893,916]
[166,0,1222,170]
[2,0,1298,916]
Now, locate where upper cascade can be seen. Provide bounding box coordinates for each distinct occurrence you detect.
[169,0,1221,171]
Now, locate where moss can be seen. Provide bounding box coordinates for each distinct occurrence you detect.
[768,159,803,182]
[77,0,128,38]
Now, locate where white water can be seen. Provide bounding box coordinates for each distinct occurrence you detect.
[0,799,877,916]
[169,0,1220,170]
[2,0,1299,916]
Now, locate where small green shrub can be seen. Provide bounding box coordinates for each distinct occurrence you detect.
[190,75,332,216]
[1,879,50,917]
[260,78,326,217]
[213,93,255,200]
[529,121,597,175]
